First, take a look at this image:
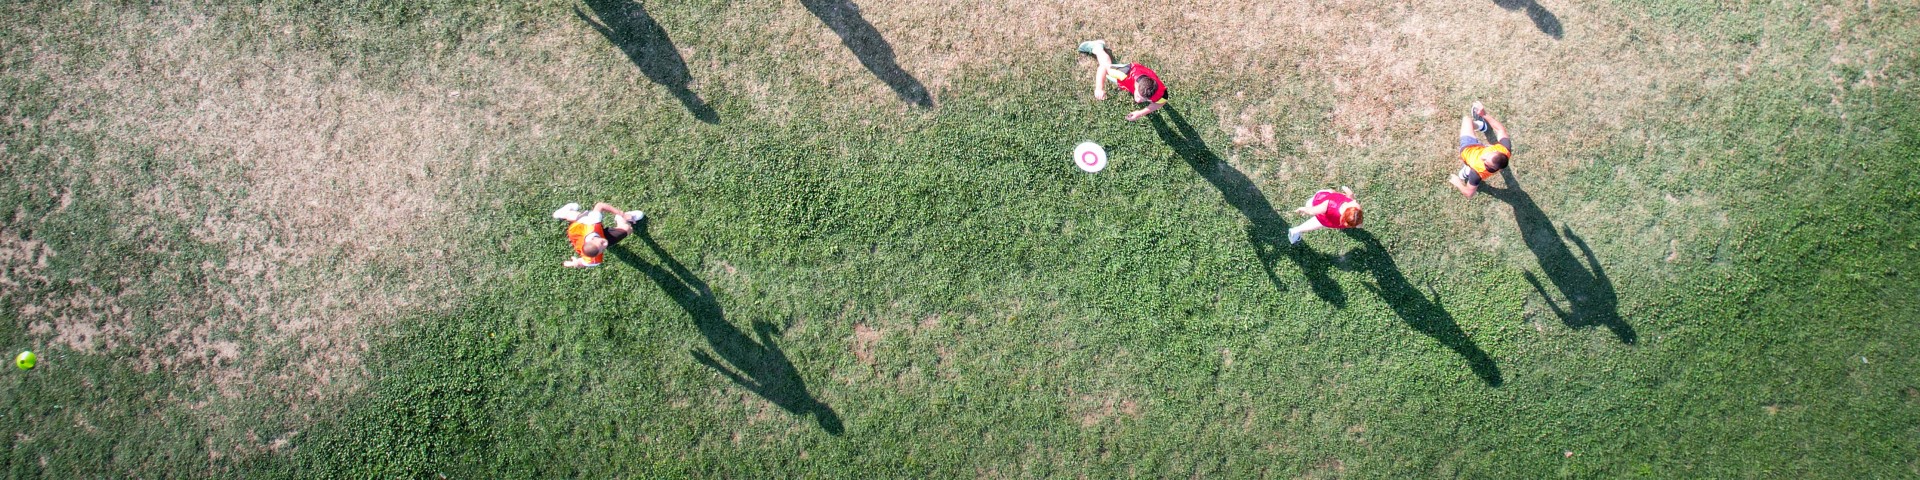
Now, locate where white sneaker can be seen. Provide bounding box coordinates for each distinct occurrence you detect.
[1077,39,1106,54]
[552,203,581,220]
[627,211,645,223]
[1288,231,1304,245]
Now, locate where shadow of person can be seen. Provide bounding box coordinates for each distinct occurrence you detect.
[799,0,934,108]
[1149,106,1344,307]
[1482,169,1635,344]
[1492,0,1564,39]
[610,230,844,434]
[1345,229,1505,386]
[575,0,721,123]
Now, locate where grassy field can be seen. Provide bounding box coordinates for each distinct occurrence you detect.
[1,0,1916,477]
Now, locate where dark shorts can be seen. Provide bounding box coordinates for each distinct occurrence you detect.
[605,225,630,245]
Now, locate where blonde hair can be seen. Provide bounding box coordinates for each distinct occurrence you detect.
[584,242,605,257]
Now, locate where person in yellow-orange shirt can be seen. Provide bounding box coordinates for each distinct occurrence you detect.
[550,202,645,268]
[1448,101,1513,197]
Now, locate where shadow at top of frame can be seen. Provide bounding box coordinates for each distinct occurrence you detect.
[576,0,721,123]
[609,229,843,435]
[1492,0,1564,39]
[1149,105,1345,308]
[799,0,934,108]
[1482,169,1635,345]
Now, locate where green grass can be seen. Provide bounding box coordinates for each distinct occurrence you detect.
[3,0,1917,477]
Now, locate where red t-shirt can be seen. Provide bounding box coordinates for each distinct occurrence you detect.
[1114,63,1168,104]
[1312,190,1356,229]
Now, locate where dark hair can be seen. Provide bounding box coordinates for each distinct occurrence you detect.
[1133,75,1157,102]
[1485,152,1510,172]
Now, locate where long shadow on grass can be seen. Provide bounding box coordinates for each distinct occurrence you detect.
[1482,170,1635,344]
[1346,229,1505,386]
[800,0,934,107]
[1150,105,1345,307]
[611,230,844,434]
[576,0,721,123]
[1492,0,1564,39]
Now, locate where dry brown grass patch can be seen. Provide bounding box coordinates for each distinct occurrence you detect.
[1070,390,1142,427]
[0,1,607,455]
[851,322,882,365]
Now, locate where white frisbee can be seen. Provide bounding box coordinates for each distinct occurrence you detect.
[1073,141,1108,173]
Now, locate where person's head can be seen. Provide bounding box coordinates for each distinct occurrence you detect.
[1340,204,1364,228]
[1133,75,1157,103]
[583,236,606,258]
[1482,151,1509,172]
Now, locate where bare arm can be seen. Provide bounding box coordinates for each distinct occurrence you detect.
[1125,102,1164,122]
[596,203,632,231]
[1294,200,1330,216]
[1473,102,1510,144]
[1484,113,1510,145]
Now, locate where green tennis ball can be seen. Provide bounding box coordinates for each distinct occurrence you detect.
[15,351,35,370]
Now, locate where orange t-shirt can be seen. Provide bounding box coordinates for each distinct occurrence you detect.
[567,221,605,266]
[1459,143,1512,180]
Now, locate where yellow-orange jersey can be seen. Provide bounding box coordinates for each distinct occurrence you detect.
[567,221,605,267]
[1459,143,1512,180]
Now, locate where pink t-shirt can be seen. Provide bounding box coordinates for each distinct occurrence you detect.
[1311,190,1355,229]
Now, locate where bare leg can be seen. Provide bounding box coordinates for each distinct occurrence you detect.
[1288,217,1325,244]
[1092,49,1114,100]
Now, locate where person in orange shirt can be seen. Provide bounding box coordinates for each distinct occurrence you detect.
[551,202,645,268]
[1447,101,1512,197]
[1080,40,1169,122]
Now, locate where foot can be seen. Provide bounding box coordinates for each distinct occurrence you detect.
[552,203,581,220]
[1077,39,1106,54]
[627,211,645,223]
[1288,231,1304,245]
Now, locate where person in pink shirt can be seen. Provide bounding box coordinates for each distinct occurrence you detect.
[1288,186,1364,244]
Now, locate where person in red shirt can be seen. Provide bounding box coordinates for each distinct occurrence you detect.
[550,202,645,268]
[1080,40,1168,122]
[1448,101,1513,197]
[1288,186,1364,244]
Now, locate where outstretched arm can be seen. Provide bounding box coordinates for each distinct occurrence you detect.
[1473,102,1510,145]
[1294,199,1329,216]
[594,203,632,231]
[1125,102,1163,122]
